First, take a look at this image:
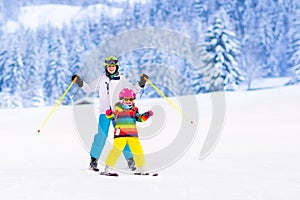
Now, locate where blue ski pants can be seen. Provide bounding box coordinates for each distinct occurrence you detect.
[89,114,133,160]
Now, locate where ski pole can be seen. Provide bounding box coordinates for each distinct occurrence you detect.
[72,86,81,99]
[37,77,77,133]
[143,76,194,124]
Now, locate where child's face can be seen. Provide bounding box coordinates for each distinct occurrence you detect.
[122,97,135,106]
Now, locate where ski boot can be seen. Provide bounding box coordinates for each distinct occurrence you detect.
[134,167,149,176]
[127,157,136,171]
[89,157,99,172]
[100,165,119,177]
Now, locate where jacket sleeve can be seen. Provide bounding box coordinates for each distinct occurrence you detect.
[82,76,101,93]
[106,102,122,120]
[135,108,152,122]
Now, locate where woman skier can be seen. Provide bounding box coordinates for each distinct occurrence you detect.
[72,56,148,171]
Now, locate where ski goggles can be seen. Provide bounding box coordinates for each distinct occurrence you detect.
[105,59,118,65]
[122,98,135,102]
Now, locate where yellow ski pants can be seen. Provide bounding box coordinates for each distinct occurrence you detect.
[105,137,145,167]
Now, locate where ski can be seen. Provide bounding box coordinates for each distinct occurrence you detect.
[134,172,159,176]
[92,168,158,177]
[89,167,100,172]
[99,172,119,177]
[97,171,158,177]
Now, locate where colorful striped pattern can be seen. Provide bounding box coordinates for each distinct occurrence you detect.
[105,102,151,138]
[105,110,114,120]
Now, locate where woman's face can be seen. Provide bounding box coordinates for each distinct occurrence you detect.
[107,65,117,74]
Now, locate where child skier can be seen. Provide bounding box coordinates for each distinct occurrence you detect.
[101,88,153,176]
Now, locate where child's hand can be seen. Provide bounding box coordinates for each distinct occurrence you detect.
[148,110,154,116]
[105,109,114,120]
[106,109,113,116]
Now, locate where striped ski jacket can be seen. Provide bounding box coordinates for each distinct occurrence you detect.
[106,102,152,138]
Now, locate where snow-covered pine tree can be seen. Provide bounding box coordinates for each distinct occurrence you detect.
[0,33,8,108]
[238,0,266,90]
[150,0,191,35]
[253,0,283,77]
[220,0,245,37]
[1,33,25,108]
[21,30,44,107]
[191,0,209,26]
[0,34,8,94]
[122,1,136,30]
[64,21,84,75]
[77,20,93,52]
[88,16,103,47]
[271,1,291,76]
[43,27,71,105]
[133,2,148,28]
[287,2,300,85]
[122,49,157,90]
[148,0,173,28]
[36,26,50,79]
[0,0,4,36]
[64,21,87,100]
[151,53,180,97]
[120,51,141,82]
[179,59,207,94]
[202,9,244,92]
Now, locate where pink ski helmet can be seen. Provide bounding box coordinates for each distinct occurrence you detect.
[119,88,136,100]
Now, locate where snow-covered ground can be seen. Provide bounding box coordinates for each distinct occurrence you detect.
[1,84,300,200]
[239,77,291,91]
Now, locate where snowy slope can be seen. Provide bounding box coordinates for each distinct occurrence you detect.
[0,85,300,200]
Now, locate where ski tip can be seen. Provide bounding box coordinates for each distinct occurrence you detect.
[91,168,100,172]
